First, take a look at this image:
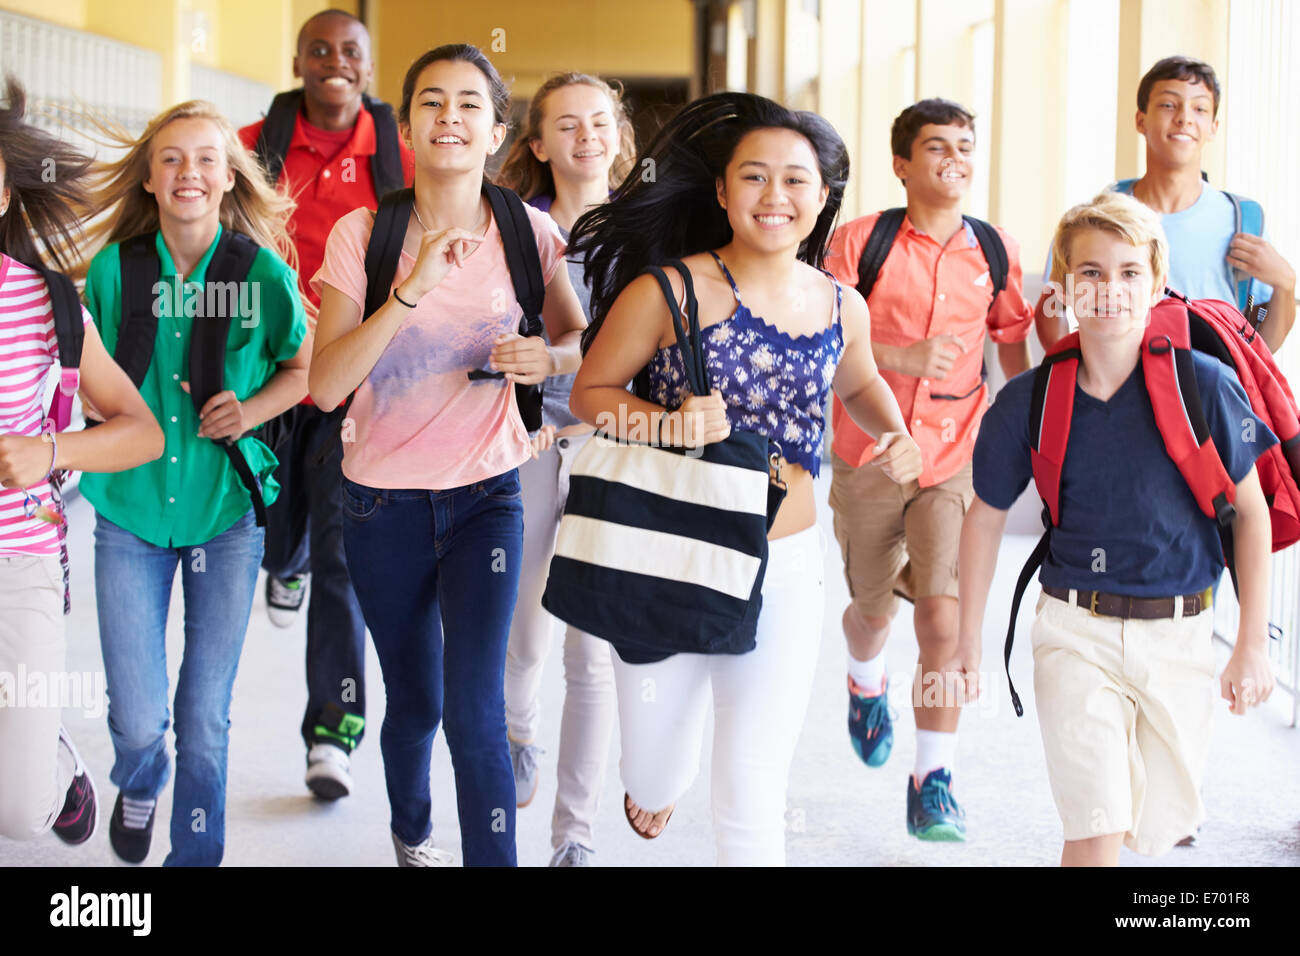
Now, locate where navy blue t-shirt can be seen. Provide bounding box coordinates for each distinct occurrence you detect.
[974,351,1277,596]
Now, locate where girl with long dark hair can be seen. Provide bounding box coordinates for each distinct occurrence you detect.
[0,76,162,849]
[309,45,586,867]
[568,92,923,865]
[495,72,636,867]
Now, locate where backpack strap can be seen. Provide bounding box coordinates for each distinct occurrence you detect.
[1002,336,1082,717]
[964,216,1009,306]
[362,94,406,199]
[484,183,547,432]
[253,90,303,188]
[39,268,83,432]
[1222,191,1265,316]
[115,233,164,389]
[189,230,268,527]
[854,207,906,301]
[363,187,414,321]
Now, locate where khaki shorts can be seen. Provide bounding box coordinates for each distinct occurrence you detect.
[1031,592,1216,856]
[829,454,973,619]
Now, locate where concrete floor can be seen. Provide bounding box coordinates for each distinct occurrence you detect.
[4,479,1298,867]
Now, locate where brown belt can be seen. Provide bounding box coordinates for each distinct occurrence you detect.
[1042,585,1213,620]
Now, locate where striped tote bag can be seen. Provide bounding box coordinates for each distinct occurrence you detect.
[541,260,784,664]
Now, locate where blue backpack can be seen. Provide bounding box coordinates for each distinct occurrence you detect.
[1114,177,1265,317]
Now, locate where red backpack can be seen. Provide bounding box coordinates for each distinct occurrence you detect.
[1003,292,1300,716]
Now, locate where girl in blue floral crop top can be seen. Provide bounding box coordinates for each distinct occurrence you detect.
[565,92,921,865]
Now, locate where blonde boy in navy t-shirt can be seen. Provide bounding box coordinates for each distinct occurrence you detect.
[951,191,1276,866]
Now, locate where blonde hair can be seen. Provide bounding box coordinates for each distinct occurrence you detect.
[78,100,297,275]
[1050,189,1168,292]
[496,73,636,201]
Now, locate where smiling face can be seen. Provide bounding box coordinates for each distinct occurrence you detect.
[529,83,620,188]
[401,59,506,176]
[143,117,235,226]
[715,127,828,254]
[1065,227,1163,339]
[1137,77,1218,167]
[293,13,373,112]
[893,122,973,203]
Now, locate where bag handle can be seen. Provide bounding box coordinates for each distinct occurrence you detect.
[644,259,709,397]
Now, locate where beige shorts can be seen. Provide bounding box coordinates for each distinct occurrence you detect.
[829,453,973,619]
[1031,592,1216,856]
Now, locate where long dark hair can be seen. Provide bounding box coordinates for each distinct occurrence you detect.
[568,91,849,353]
[0,76,94,273]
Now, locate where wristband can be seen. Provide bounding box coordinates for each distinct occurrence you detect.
[393,287,418,309]
[42,432,57,481]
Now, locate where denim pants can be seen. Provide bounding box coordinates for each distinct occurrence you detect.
[262,404,367,751]
[342,469,523,867]
[94,510,263,867]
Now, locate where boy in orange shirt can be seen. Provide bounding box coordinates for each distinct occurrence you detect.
[825,98,1032,840]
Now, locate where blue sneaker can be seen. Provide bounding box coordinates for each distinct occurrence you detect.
[907,768,967,842]
[847,674,894,767]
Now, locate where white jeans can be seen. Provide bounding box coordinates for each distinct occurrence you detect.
[504,432,617,850]
[0,553,75,840]
[613,523,825,866]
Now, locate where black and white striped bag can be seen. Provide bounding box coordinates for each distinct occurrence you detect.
[541,260,785,664]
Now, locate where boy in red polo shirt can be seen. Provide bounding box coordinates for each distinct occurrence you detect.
[825,98,1032,840]
[238,8,414,801]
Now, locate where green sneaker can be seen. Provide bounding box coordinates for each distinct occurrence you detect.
[906,768,967,842]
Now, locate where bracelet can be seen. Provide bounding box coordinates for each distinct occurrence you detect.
[393,287,418,309]
[42,432,57,481]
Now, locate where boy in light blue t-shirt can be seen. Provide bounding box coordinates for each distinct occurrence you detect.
[1038,56,1295,353]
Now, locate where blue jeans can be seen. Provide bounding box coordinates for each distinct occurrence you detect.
[262,404,367,751]
[94,510,264,867]
[342,469,523,867]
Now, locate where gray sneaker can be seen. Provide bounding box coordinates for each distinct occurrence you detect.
[391,831,455,867]
[509,738,544,808]
[549,841,594,867]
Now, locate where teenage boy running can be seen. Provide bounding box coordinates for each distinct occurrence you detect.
[238,8,414,800]
[825,98,1033,841]
[1039,56,1295,353]
[954,190,1275,865]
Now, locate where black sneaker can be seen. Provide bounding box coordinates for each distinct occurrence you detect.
[109,792,156,864]
[51,727,98,846]
[266,574,308,628]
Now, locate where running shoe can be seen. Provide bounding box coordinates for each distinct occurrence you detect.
[549,841,594,867]
[510,738,543,808]
[906,768,967,842]
[109,792,156,864]
[391,831,455,867]
[266,574,308,628]
[51,727,98,846]
[305,742,352,801]
[847,674,894,767]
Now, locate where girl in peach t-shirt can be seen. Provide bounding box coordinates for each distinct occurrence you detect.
[309,44,585,868]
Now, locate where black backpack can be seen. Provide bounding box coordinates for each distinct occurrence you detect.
[114,230,269,526]
[350,184,547,432]
[855,208,1009,400]
[253,89,405,198]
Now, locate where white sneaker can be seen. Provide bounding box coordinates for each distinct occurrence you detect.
[549,841,594,867]
[305,743,352,801]
[266,574,308,628]
[392,831,456,867]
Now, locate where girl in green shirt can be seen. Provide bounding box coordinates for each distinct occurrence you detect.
[78,100,310,867]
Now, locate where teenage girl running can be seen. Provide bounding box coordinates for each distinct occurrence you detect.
[496,71,636,867]
[309,44,587,867]
[568,91,923,865]
[78,100,310,866]
[0,76,162,850]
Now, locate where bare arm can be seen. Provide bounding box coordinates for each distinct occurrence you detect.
[832,288,922,483]
[997,339,1031,379]
[1219,466,1275,714]
[945,496,1011,703]
[488,253,586,384]
[0,321,164,488]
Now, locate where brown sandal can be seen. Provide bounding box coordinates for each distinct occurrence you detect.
[624,792,674,839]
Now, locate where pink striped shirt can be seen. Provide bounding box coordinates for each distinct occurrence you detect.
[0,254,89,556]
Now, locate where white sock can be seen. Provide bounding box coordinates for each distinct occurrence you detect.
[914,730,957,780]
[846,649,887,694]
